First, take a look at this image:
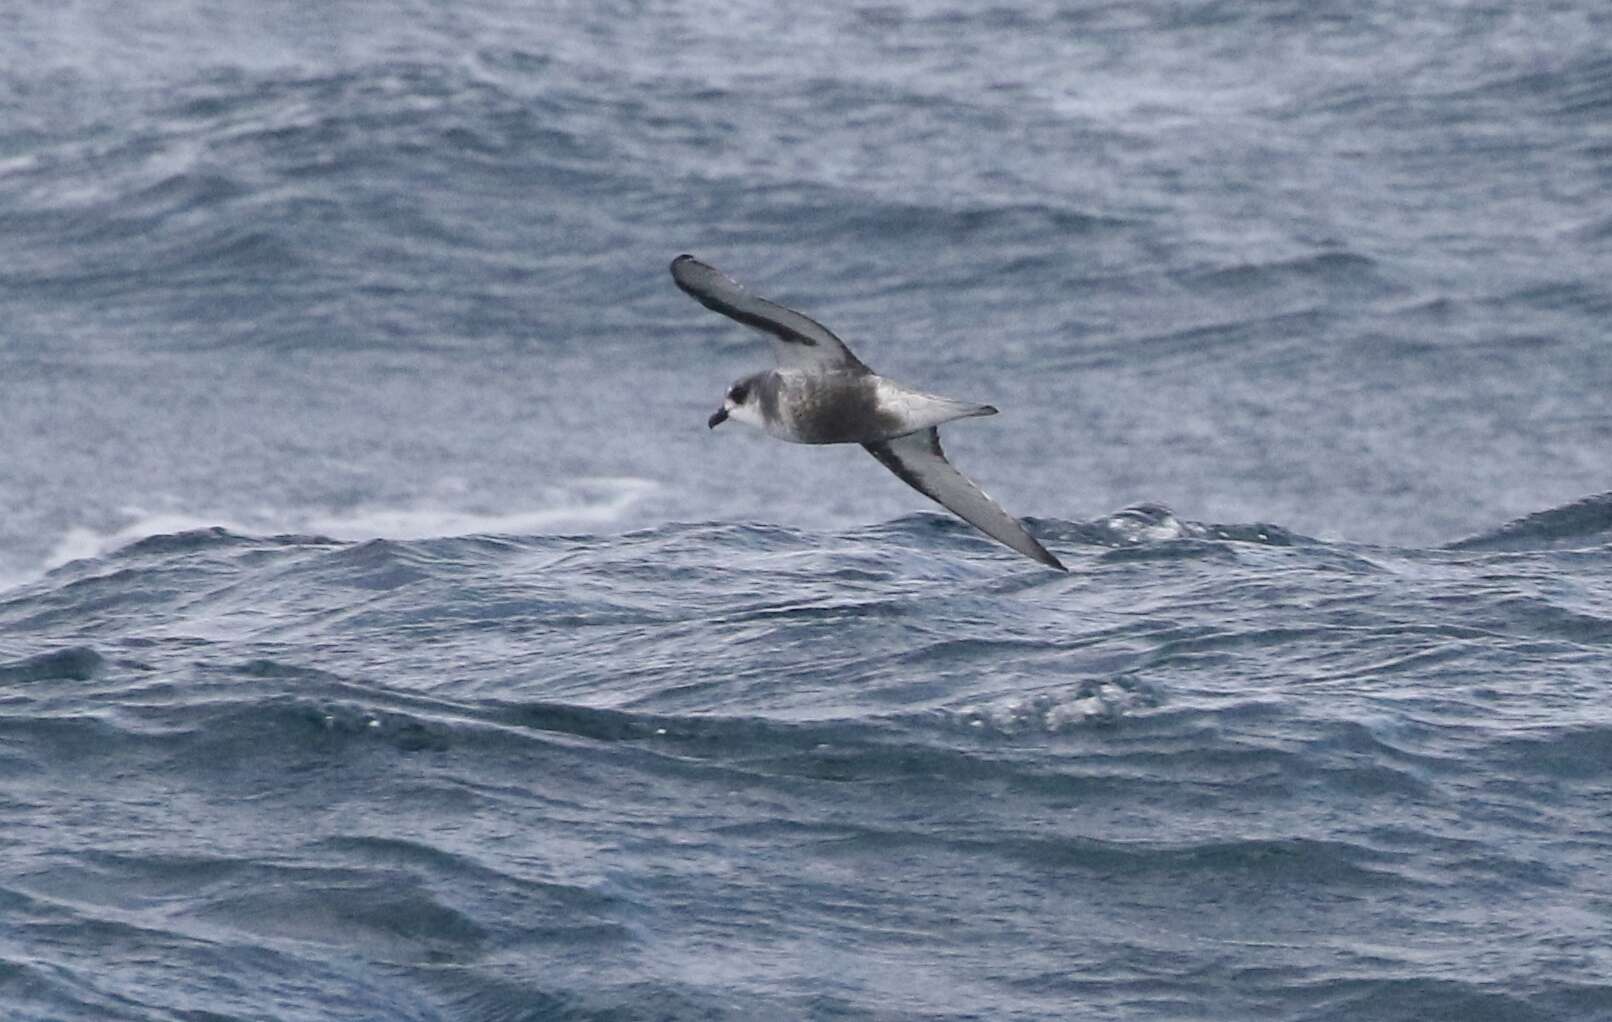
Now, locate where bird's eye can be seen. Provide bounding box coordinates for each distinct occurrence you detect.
[729,384,749,403]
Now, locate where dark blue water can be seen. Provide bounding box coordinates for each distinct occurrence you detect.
[4,2,1612,1019]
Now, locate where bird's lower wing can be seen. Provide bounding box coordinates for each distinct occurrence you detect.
[863,429,1066,571]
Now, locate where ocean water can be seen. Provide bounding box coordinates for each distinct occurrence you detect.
[3,1,1611,1019]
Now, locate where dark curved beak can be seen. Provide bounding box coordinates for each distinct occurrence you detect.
[707,407,728,429]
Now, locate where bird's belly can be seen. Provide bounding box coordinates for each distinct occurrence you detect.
[780,385,896,441]
[778,375,902,444]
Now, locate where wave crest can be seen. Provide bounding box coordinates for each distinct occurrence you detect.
[1446,491,1612,551]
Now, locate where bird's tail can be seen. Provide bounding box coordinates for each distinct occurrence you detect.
[923,395,999,425]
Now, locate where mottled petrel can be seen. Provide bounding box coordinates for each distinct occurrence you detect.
[670,255,1064,571]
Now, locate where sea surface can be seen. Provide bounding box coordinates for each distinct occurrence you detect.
[3,1,1611,1019]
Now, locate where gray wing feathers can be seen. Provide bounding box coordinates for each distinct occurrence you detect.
[864,429,1066,571]
[670,255,869,373]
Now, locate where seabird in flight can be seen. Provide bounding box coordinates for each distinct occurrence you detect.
[670,254,1065,571]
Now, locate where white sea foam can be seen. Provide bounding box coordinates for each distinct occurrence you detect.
[37,478,660,574]
[302,478,659,541]
[44,512,259,570]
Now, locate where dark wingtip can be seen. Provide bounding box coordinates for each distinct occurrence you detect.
[669,255,703,301]
[1023,529,1066,571]
[670,254,721,302]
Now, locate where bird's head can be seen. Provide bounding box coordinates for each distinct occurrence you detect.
[708,374,766,430]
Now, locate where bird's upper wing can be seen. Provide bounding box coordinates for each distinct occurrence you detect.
[864,428,1066,571]
[670,255,870,374]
